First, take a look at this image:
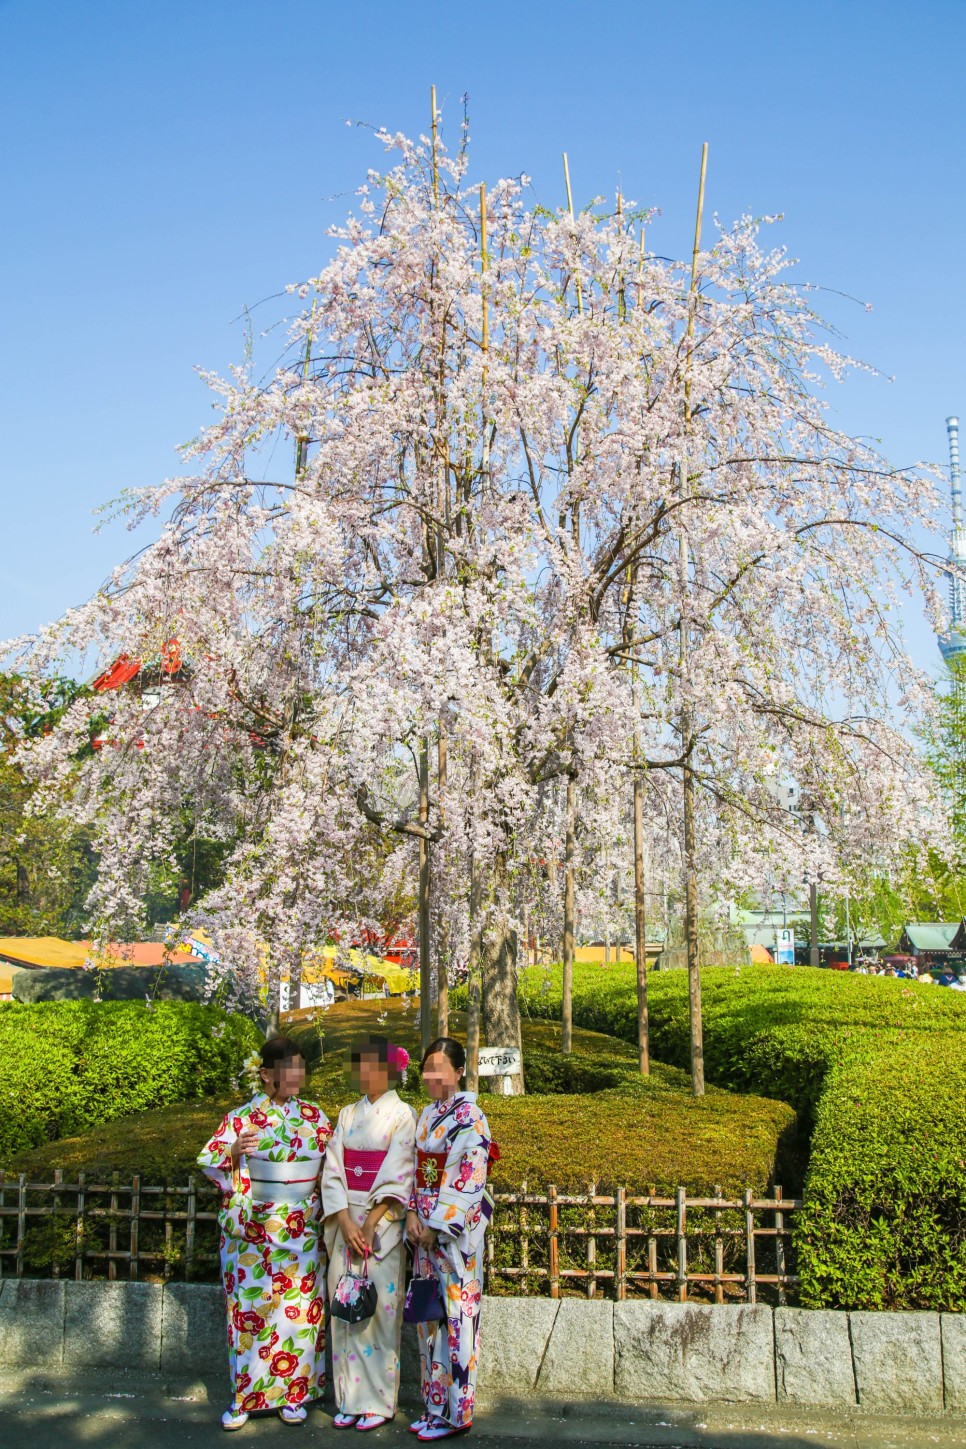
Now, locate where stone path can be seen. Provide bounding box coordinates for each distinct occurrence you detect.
[0,1374,964,1449]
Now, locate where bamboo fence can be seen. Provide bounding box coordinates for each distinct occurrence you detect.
[0,1172,800,1304]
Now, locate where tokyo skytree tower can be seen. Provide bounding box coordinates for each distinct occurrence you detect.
[939,416,966,672]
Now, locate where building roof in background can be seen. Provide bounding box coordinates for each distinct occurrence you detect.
[898,922,966,953]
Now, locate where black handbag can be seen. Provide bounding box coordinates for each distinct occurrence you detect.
[404,1246,446,1324]
[331,1246,378,1324]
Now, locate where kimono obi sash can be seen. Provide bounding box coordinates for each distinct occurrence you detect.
[343,1147,388,1194]
[247,1154,323,1205]
[416,1150,448,1190]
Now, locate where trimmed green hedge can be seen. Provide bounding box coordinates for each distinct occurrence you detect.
[517,963,966,1310]
[5,999,796,1199]
[0,1000,260,1160]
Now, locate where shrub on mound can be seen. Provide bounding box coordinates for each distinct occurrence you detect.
[0,999,260,1160]
[5,998,796,1198]
[518,962,966,1309]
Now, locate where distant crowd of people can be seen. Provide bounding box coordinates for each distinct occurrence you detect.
[850,959,966,987]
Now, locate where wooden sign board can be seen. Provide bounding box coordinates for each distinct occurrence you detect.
[477,1045,522,1077]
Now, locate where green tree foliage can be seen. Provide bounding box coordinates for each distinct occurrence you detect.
[0,673,96,936]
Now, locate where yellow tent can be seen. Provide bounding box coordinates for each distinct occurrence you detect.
[0,937,89,969]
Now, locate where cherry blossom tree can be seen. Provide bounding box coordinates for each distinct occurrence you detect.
[6,121,951,1097]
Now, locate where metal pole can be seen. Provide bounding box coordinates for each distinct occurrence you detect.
[809,881,819,969]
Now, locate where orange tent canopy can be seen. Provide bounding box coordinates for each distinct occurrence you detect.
[750,943,774,964]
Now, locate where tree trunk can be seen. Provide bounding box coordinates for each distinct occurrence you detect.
[481,850,524,1095]
[633,772,650,1074]
[465,847,483,1093]
[436,730,449,1037]
[682,756,704,1095]
[418,740,432,1053]
[562,774,576,1054]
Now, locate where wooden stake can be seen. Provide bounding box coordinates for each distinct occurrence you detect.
[418,739,432,1052]
[562,152,583,315]
[436,727,449,1036]
[295,300,317,477]
[431,85,439,210]
[562,773,576,1054]
[616,190,626,323]
[465,751,483,1091]
[628,559,650,1074]
[681,143,709,1097]
[480,183,489,361]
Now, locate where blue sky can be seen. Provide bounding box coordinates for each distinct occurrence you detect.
[1,0,963,673]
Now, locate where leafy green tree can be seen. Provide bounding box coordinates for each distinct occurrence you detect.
[0,673,96,936]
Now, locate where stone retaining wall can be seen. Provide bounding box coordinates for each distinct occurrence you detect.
[1,1280,963,1414]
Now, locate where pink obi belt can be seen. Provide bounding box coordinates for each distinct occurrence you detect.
[343,1147,388,1193]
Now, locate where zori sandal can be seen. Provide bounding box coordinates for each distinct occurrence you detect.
[418,1420,471,1441]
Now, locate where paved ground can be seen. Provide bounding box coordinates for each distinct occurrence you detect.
[0,1374,964,1449]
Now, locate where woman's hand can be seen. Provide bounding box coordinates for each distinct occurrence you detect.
[230,1129,260,1164]
[338,1208,368,1258]
[418,1224,438,1251]
[405,1211,422,1246]
[361,1212,381,1250]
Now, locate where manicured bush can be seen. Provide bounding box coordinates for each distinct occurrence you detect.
[517,962,966,1309]
[0,999,260,1161]
[5,998,795,1198]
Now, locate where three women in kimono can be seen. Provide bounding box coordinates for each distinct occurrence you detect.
[199,1032,491,1439]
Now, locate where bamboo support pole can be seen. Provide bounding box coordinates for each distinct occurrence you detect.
[436,728,449,1037]
[418,739,432,1052]
[562,773,576,1054]
[562,151,583,315]
[431,85,439,209]
[681,142,709,1098]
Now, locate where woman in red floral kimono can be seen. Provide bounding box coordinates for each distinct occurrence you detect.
[198,1035,332,1431]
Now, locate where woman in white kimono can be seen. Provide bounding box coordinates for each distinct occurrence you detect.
[322,1035,416,1431]
[406,1037,493,1443]
[198,1035,332,1432]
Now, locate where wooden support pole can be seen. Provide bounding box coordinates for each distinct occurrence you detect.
[681,143,708,1099]
[562,151,583,315]
[633,772,650,1074]
[562,774,576,1054]
[436,728,449,1037]
[418,739,432,1053]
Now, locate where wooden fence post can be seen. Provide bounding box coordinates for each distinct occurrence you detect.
[548,1185,559,1299]
[587,1181,597,1299]
[774,1184,786,1306]
[16,1174,26,1279]
[130,1174,141,1282]
[675,1186,687,1301]
[75,1171,86,1282]
[744,1187,756,1304]
[616,1186,627,1301]
[712,1182,724,1305]
[186,1177,197,1278]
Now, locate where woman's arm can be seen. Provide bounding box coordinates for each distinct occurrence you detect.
[197,1110,244,1193]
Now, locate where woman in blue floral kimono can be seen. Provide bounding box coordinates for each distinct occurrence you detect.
[406,1037,493,1442]
[198,1035,332,1431]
